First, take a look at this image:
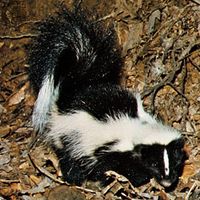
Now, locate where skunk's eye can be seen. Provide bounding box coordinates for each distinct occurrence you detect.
[151,162,158,167]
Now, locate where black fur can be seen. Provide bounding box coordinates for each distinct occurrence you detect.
[59,84,138,121]
[133,138,187,189]
[28,8,187,190]
[28,8,122,94]
[53,136,186,189]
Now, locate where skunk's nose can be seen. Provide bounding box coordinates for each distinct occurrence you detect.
[160,179,172,187]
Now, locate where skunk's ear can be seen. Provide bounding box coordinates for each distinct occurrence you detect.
[168,137,188,161]
[168,137,185,149]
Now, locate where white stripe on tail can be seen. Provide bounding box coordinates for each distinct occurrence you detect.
[32,73,59,133]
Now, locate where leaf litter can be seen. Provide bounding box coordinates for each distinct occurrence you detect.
[0,0,200,199]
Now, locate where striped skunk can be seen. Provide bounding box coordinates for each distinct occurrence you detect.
[28,8,187,189]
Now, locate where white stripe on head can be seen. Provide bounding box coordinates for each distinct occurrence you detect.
[163,148,170,176]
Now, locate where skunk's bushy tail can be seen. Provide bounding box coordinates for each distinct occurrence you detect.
[28,8,122,133]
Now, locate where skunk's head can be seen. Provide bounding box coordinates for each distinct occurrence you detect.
[134,138,187,189]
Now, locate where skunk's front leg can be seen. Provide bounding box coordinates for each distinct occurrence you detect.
[54,148,88,185]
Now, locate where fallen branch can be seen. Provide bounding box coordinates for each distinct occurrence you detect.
[27,152,65,185]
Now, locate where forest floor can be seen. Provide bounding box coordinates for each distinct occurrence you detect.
[0,0,200,199]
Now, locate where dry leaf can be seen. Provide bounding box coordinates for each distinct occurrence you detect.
[7,82,29,106]
[181,163,196,184]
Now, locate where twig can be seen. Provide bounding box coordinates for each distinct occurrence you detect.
[0,33,37,40]
[2,59,15,70]
[121,192,133,200]
[191,0,200,5]
[96,11,116,23]
[75,186,97,194]
[179,63,187,95]
[181,131,196,136]
[8,72,28,81]
[185,181,197,200]
[27,153,65,185]
[0,179,20,183]
[189,57,200,72]
[16,20,41,28]
[167,83,188,100]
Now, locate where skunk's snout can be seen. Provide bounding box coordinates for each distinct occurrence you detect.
[160,179,172,188]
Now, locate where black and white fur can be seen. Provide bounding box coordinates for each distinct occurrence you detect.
[28,8,187,189]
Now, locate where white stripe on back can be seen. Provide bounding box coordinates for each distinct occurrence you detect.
[47,110,181,159]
